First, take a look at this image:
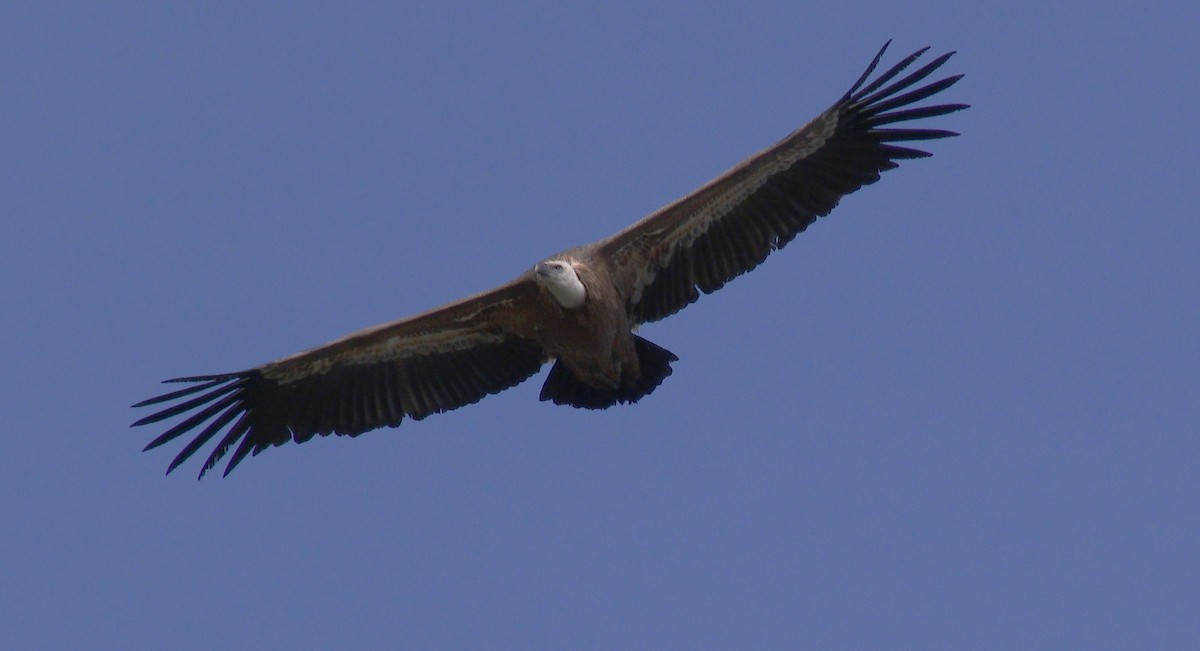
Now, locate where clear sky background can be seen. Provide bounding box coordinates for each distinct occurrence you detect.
[3,3,1197,649]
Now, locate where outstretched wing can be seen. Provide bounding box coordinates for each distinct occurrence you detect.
[133,277,547,478]
[599,42,968,324]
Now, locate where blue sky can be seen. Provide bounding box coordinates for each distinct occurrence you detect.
[3,3,1197,648]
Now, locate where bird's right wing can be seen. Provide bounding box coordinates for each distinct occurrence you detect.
[133,276,547,478]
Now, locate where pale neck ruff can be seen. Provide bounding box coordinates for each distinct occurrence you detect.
[543,268,586,309]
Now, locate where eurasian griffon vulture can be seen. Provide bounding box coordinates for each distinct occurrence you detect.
[134,42,967,477]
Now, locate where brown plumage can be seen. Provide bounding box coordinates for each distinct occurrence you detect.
[134,41,968,478]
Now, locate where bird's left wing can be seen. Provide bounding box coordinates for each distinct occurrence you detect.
[133,276,546,478]
[598,42,967,324]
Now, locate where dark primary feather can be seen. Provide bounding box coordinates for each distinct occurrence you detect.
[135,335,546,479]
[609,42,967,324]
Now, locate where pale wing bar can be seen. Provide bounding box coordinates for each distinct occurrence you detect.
[628,43,967,324]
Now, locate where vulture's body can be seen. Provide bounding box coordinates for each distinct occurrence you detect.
[135,42,968,477]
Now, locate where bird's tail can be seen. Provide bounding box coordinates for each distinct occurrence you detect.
[539,336,678,409]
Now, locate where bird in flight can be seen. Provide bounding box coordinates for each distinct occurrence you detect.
[134,42,967,478]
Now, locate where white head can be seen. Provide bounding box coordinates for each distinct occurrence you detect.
[534,260,586,309]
